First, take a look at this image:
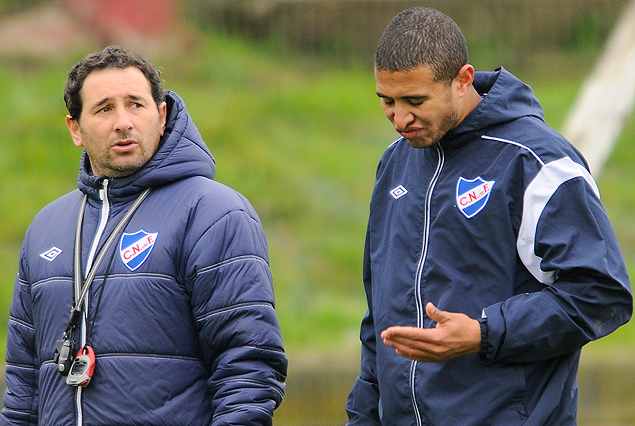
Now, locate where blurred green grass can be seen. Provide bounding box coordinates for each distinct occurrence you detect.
[0,28,633,362]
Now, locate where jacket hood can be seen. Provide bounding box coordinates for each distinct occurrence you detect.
[441,67,545,147]
[77,90,216,200]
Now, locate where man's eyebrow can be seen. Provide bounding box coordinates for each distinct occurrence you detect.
[376,92,427,100]
[91,94,147,109]
[91,96,113,110]
[127,94,145,101]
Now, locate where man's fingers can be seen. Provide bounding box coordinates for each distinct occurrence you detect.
[380,307,481,363]
[382,326,427,340]
[382,326,438,348]
[382,331,446,362]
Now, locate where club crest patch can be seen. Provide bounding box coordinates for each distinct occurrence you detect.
[119,230,158,271]
[456,176,495,218]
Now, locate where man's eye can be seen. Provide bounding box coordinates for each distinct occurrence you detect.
[408,99,424,106]
[98,106,111,113]
[381,98,395,106]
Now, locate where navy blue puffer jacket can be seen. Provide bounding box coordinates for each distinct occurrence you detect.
[3,91,287,425]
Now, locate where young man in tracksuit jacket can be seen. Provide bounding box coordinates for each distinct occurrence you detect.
[346,8,632,426]
[3,46,287,425]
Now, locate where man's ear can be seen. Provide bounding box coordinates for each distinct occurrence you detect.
[66,115,83,147]
[158,101,167,136]
[455,64,475,96]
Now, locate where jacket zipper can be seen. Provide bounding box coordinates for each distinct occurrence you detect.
[410,145,444,426]
[75,179,110,425]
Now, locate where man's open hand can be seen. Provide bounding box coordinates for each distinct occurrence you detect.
[380,302,481,363]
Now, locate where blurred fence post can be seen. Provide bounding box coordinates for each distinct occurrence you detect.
[561,0,635,176]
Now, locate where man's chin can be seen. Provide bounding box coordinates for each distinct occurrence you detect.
[93,160,147,178]
[404,137,438,149]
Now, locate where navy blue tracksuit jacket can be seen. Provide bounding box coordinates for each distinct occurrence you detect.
[346,68,632,426]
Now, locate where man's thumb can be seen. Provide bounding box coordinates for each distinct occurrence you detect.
[426,302,448,324]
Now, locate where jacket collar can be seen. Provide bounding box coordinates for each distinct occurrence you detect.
[439,67,545,150]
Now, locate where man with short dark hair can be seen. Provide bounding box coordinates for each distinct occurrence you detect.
[346,8,632,426]
[3,45,287,426]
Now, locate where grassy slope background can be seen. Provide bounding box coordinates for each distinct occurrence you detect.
[0,26,633,363]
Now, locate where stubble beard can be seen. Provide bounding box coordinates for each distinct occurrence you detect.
[407,107,460,149]
[87,128,163,178]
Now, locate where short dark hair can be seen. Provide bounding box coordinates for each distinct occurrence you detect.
[64,45,165,120]
[375,8,468,84]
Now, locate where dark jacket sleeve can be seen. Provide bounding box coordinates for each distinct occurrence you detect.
[2,242,39,426]
[185,191,287,426]
[481,170,633,364]
[345,226,382,426]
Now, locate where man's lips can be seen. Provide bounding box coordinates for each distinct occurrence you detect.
[112,139,138,152]
[398,128,422,139]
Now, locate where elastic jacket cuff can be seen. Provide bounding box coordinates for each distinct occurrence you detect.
[477,316,489,358]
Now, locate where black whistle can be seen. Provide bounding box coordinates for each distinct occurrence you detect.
[54,308,82,377]
[68,309,81,328]
[54,338,74,376]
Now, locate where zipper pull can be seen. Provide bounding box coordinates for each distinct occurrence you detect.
[99,178,109,201]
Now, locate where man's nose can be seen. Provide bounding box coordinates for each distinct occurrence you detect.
[393,104,414,131]
[114,109,134,132]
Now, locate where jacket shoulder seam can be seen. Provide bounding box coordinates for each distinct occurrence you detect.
[481,134,545,166]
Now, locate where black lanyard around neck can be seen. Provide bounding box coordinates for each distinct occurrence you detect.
[73,187,152,310]
[54,187,152,376]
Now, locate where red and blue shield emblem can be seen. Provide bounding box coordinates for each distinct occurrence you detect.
[456,177,495,218]
[119,230,158,271]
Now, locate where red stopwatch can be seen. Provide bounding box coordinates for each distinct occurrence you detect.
[66,345,95,387]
